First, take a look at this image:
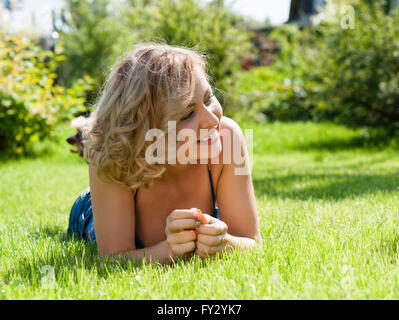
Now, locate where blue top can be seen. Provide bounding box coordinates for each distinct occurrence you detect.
[207,166,220,218]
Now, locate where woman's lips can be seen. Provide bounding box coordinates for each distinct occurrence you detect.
[197,131,219,145]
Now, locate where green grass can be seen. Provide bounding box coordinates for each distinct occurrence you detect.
[1,121,399,299]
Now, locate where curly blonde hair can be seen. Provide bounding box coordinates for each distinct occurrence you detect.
[83,43,207,190]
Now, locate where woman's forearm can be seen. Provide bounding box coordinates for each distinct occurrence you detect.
[115,240,176,265]
[224,233,263,251]
[107,234,262,263]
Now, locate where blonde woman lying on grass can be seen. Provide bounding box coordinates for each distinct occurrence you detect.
[68,44,262,264]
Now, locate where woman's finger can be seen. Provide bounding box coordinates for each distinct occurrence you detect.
[168,230,197,244]
[166,209,197,224]
[167,218,198,233]
[170,241,196,256]
[198,219,228,236]
[195,240,226,257]
[197,233,226,247]
[196,212,210,224]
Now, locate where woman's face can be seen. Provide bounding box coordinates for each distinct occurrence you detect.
[175,69,223,163]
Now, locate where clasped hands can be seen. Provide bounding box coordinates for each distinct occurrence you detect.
[165,208,228,259]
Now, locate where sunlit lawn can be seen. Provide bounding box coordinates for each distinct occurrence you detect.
[1,121,399,299]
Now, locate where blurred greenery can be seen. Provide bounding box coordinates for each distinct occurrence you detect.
[235,0,399,131]
[0,31,93,156]
[55,0,254,111]
[2,0,398,156]
[55,0,136,104]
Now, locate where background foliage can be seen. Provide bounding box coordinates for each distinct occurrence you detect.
[235,0,399,130]
[55,0,135,103]
[0,32,92,155]
[2,0,398,155]
[56,0,254,113]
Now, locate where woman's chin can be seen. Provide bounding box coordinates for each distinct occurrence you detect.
[174,137,222,164]
[196,137,222,162]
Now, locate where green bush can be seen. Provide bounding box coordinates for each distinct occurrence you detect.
[0,32,93,155]
[140,0,253,95]
[310,0,399,129]
[56,0,254,114]
[262,0,399,130]
[230,65,315,123]
[55,0,135,100]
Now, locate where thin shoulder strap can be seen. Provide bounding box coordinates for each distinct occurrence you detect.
[207,164,217,212]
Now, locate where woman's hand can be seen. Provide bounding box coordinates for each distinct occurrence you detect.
[165,209,198,259]
[195,214,229,258]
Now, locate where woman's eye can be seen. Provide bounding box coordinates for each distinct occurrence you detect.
[204,94,215,106]
[181,110,194,121]
[180,93,214,121]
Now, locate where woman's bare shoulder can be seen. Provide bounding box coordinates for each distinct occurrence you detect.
[214,116,259,241]
[88,163,136,197]
[220,116,242,133]
[219,116,246,165]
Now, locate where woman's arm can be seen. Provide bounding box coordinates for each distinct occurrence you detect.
[217,117,262,245]
[89,163,138,258]
[224,233,259,250]
[89,164,198,264]
[195,117,262,258]
[116,239,176,264]
[195,214,260,258]
[122,209,201,264]
[121,211,202,264]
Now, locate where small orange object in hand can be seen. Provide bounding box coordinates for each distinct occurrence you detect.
[193,208,209,225]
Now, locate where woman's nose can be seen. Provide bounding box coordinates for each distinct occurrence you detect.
[200,105,220,129]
